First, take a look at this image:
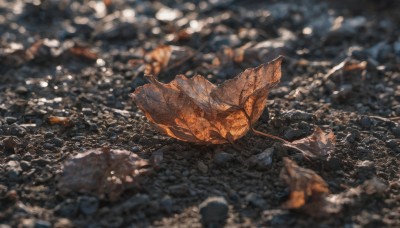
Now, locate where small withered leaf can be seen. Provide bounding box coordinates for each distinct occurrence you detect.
[132,56,283,144]
[280,158,330,209]
[144,45,194,76]
[58,148,149,201]
[48,116,74,127]
[69,44,97,60]
[284,127,336,158]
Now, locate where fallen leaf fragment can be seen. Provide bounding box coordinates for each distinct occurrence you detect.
[58,148,149,201]
[132,56,283,144]
[283,127,336,158]
[69,44,97,60]
[280,158,330,209]
[144,45,194,76]
[48,116,73,127]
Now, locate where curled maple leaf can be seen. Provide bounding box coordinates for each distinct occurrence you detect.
[131,56,283,144]
[280,157,330,209]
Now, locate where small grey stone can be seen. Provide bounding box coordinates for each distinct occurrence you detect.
[160,196,174,213]
[284,128,305,141]
[199,197,229,225]
[51,137,64,147]
[6,160,22,179]
[44,132,54,139]
[116,194,150,213]
[197,161,208,174]
[282,110,315,122]
[7,124,27,137]
[54,199,79,217]
[42,143,54,150]
[386,139,398,149]
[31,158,50,167]
[248,148,274,170]
[20,161,31,171]
[15,86,28,95]
[5,117,17,124]
[392,126,400,138]
[78,196,99,215]
[360,116,373,129]
[131,146,140,152]
[331,84,353,102]
[245,193,266,209]
[168,184,189,197]
[327,156,341,170]
[82,108,93,115]
[214,152,234,165]
[34,220,51,228]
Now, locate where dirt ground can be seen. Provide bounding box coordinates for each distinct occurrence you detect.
[1,0,400,227]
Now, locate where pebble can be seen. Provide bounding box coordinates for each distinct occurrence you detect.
[326,156,341,170]
[34,220,51,228]
[199,197,229,225]
[42,143,54,150]
[54,199,79,217]
[248,148,274,170]
[51,137,64,147]
[245,193,267,209]
[385,139,398,150]
[131,146,140,152]
[160,196,174,213]
[213,152,234,165]
[6,160,22,180]
[20,160,31,171]
[15,86,28,95]
[391,126,400,138]
[360,116,373,129]
[54,218,73,228]
[31,158,51,167]
[331,84,353,102]
[6,123,27,137]
[284,128,305,141]
[114,194,150,214]
[197,161,208,174]
[5,116,17,124]
[78,196,99,215]
[282,110,315,122]
[168,184,189,197]
[44,132,54,139]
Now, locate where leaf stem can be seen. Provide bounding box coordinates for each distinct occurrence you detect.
[251,128,290,144]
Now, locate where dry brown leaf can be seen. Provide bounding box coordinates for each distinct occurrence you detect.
[280,157,330,209]
[58,148,149,201]
[48,116,74,127]
[69,44,97,60]
[132,56,283,144]
[283,127,336,158]
[144,45,194,76]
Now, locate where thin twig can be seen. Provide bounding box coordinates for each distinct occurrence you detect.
[251,128,290,144]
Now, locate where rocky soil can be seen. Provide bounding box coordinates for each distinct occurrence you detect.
[0,0,399,227]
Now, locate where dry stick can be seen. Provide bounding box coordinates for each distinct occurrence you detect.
[251,128,290,144]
